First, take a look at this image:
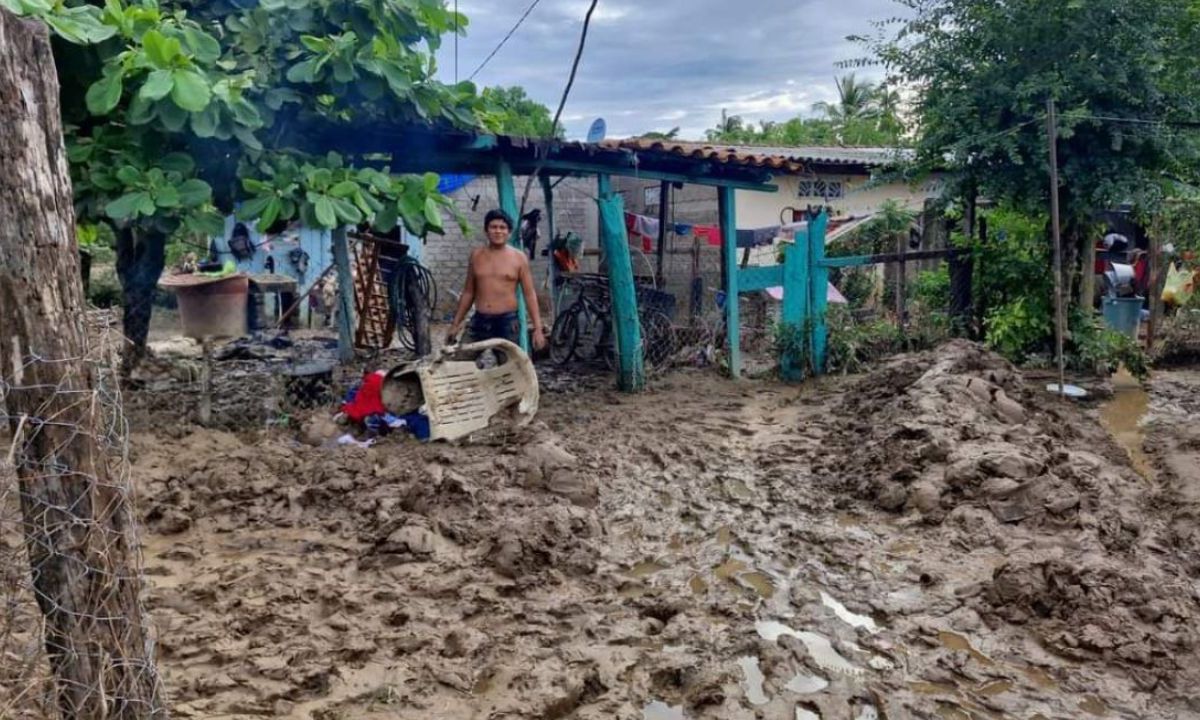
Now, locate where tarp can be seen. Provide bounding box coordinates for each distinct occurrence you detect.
[436,174,476,195]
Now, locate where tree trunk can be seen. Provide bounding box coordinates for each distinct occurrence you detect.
[0,10,167,719]
[116,226,167,369]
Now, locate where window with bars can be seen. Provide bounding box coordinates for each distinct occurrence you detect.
[797,179,845,199]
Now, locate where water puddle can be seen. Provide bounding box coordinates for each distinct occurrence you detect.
[820,591,880,633]
[785,673,829,694]
[1079,696,1108,716]
[938,630,994,666]
[1021,665,1058,689]
[628,560,669,578]
[737,656,770,705]
[715,560,775,599]
[910,681,959,695]
[756,621,864,677]
[643,700,687,720]
[1099,369,1153,479]
[856,706,879,720]
[977,680,1013,697]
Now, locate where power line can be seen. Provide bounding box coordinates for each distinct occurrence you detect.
[467,0,544,82]
[453,0,458,83]
[518,0,601,217]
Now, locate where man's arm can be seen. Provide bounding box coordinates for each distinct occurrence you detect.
[518,252,546,348]
[448,251,478,340]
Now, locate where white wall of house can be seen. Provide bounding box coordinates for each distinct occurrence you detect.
[735,172,945,228]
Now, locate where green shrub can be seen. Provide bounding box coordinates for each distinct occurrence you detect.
[984,296,1054,363]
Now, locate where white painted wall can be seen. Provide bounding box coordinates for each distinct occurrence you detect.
[735,173,945,228]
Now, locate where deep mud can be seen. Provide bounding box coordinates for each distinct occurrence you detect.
[8,339,1200,719]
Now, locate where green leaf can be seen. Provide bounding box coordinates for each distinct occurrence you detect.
[329,180,358,198]
[44,7,118,44]
[232,125,263,151]
[177,179,212,208]
[379,60,412,96]
[189,105,219,137]
[139,69,174,100]
[241,178,269,193]
[116,165,142,185]
[330,196,363,224]
[374,205,398,233]
[159,153,195,176]
[230,99,263,128]
[127,95,157,125]
[185,210,227,238]
[142,30,181,68]
[85,71,124,115]
[260,197,283,231]
[285,58,320,83]
[265,88,303,110]
[299,35,326,52]
[170,69,212,112]
[182,27,221,64]
[423,172,439,193]
[106,191,152,220]
[423,196,444,232]
[67,143,94,163]
[313,195,336,228]
[237,196,272,221]
[158,99,189,131]
[154,185,180,208]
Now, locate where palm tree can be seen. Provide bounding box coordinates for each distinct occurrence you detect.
[812,74,878,125]
[705,109,746,142]
[638,126,681,140]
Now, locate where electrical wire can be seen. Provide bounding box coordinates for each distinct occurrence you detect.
[517,0,601,221]
[453,0,458,84]
[467,0,544,82]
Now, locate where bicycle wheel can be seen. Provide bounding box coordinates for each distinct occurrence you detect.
[549,303,581,365]
[405,266,431,357]
[576,303,609,364]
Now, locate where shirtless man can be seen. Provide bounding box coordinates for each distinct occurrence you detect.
[447,209,547,350]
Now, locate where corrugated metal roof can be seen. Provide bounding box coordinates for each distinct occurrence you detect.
[600,139,910,172]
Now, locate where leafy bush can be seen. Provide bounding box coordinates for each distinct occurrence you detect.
[984,296,1054,363]
[824,306,904,375]
[913,266,950,309]
[1068,311,1150,381]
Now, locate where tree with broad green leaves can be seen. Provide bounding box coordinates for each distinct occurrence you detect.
[853,0,1200,271]
[6,0,507,364]
[481,85,563,138]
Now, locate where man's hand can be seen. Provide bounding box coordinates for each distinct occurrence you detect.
[532,326,547,351]
[445,327,460,346]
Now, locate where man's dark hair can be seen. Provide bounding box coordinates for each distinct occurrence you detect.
[484,209,513,231]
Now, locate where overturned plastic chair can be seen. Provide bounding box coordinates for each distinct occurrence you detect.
[380,338,539,442]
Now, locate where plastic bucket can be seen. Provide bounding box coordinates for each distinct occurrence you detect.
[1101,296,1142,339]
[171,275,249,339]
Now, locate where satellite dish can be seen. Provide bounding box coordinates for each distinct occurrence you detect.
[587,117,607,144]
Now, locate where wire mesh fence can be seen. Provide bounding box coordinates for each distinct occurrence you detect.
[0,309,169,720]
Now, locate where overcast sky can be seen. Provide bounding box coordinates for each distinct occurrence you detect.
[435,0,903,141]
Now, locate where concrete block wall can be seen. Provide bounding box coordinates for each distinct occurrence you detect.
[423,175,599,321]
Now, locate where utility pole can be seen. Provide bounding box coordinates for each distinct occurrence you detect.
[1046,98,1066,398]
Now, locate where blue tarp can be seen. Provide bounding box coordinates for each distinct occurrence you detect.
[436,174,476,195]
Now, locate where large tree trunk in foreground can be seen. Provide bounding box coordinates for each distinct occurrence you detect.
[116,226,167,369]
[0,9,167,719]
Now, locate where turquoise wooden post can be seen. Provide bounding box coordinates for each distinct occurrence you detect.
[495,160,530,354]
[596,174,646,391]
[807,211,830,374]
[331,226,356,362]
[718,186,741,378]
[779,224,810,381]
[539,174,560,313]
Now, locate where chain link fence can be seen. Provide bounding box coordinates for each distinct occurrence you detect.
[0,309,168,719]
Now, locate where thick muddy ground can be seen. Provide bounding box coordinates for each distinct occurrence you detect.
[115,340,1200,720]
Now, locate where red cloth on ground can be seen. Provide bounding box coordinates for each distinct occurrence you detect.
[342,371,387,422]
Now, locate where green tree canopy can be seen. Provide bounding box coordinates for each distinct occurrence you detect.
[856,0,1200,220]
[7,0,499,353]
[481,85,562,138]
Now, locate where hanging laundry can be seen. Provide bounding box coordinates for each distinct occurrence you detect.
[624,212,660,253]
[736,225,781,248]
[674,223,693,236]
[693,225,722,247]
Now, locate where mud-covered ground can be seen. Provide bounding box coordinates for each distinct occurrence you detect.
[91,338,1194,720]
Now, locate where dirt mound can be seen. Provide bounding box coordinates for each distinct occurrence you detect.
[814,340,1200,702]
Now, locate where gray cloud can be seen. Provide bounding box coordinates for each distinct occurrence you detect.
[436,0,905,140]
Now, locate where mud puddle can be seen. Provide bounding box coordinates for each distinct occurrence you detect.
[1099,368,1153,479]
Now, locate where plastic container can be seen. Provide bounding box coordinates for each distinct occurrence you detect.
[159,274,249,339]
[1101,296,1143,339]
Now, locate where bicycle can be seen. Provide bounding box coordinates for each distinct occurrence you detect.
[549,274,677,370]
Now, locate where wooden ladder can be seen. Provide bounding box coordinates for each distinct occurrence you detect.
[352,236,395,349]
